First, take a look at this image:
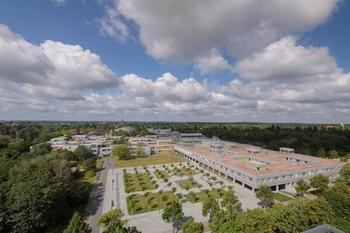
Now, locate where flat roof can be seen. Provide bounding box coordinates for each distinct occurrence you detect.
[176,142,343,176]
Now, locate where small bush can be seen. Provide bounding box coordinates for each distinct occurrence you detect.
[85,170,96,178]
[161,195,168,202]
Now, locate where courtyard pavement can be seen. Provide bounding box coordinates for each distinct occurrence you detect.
[102,162,260,233]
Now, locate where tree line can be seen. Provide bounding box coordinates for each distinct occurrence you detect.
[0,123,100,233]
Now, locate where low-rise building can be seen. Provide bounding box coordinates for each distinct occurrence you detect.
[175,140,344,192]
[50,134,113,156]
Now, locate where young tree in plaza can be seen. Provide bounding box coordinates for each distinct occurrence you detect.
[181,219,204,233]
[295,179,310,197]
[310,174,329,194]
[98,209,141,233]
[256,185,273,208]
[162,201,184,233]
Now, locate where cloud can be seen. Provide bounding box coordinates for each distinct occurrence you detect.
[234,36,338,81]
[1,23,350,123]
[112,0,338,62]
[0,25,52,84]
[51,0,66,6]
[98,6,129,41]
[121,72,209,103]
[0,24,118,91]
[194,49,232,75]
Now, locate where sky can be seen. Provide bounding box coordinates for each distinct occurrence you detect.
[0,0,349,123]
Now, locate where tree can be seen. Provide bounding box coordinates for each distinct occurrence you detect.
[4,156,77,233]
[328,150,338,158]
[339,162,350,185]
[295,179,310,196]
[135,146,144,157]
[310,174,329,193]
[81,157,97,171]
[221,191,241,211]
[202,196,224,232]
[31,143,52,155]
[323,183,350,232]
[181,219,204,233]
[74,145,91,161]
[63,212,91,233]
[112,144,130,160]
[98,209,140,233]
[256,185,273,208]
[316,147,326,157]
[162,201,184,233]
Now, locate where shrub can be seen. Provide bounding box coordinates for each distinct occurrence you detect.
[167,182,172,187]
[135,206,143,212]
[161,195,168,202]
[176,193,183,200]
[145,192,150,197]
[172,187,177,193]
[151,204,158,209]
[84,170,96,178]
[164,178,168,182]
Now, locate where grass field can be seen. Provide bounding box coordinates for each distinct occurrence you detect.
[127,191,178,215]
[173,167,197,176]
[272,192,293,202]
[186,189,226,203]
[154,170,170,179]
[178,179,201,190]
[117,151,185,168]
[124,172,157,193]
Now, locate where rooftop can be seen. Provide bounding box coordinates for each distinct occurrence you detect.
[177,141,342,176]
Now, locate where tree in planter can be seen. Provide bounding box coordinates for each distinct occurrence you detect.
[98,209,141,233]
[310,174,329,194]
[256,185,273,208]
[182,219,204,233]
[162,201,184,233]
[63,212,91,233]
[295,179,310,196]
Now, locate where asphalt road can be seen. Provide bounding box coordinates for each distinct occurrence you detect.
[85,156,115,233]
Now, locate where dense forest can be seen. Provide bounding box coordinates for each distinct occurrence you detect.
[0,123,100,233]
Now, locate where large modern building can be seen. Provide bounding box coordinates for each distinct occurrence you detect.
[175,139,344,192]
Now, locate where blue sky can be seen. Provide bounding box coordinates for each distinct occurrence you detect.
[0,0,349,122]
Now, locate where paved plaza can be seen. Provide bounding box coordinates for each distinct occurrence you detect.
[102,162,260,233]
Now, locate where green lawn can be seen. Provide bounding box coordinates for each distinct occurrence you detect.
[154,170,170,180]
[173,167,197,176]
[127,191,178,215]
[272,192,293,202]
[186,189,226,203]
[124,172,157,193]
[117,151,185,168]
[178,179,201,190]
